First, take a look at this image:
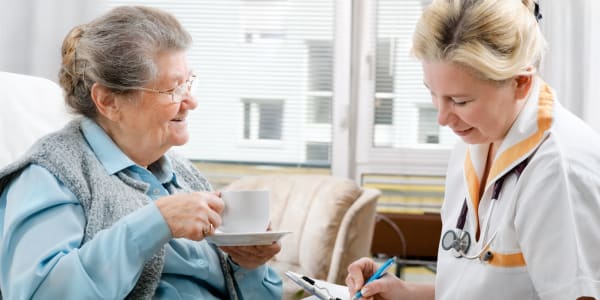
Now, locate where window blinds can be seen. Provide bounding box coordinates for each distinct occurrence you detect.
[372,0,457,148]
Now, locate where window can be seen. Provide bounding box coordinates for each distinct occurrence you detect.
[308,96,331,124]
[307,40,333,92]
[305,142,330,165]
[354,0,454,180]
[371,0,455,148]
[373,97,394,147]
[373,39,395,149]
[241,0,288,44]
[418,106,439,144]
[242,99,284,140]
[306,39,333,125]
[375,39,395,94]
[374,98,393,125]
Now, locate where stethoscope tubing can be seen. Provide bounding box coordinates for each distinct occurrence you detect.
[443,158,530,261]
[452,231,498,260]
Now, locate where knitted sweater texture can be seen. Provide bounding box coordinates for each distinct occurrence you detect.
[0,119,237,299]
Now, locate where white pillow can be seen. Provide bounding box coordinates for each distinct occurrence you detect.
[0,72,71,168]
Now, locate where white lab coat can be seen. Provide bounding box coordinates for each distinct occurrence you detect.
[435,78,600,299]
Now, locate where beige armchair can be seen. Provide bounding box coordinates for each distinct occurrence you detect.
[224,174,381,299]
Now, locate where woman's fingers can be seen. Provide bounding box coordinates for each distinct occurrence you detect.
[156,192,223,240]
[346,257,377,294]
[220,242,281,269]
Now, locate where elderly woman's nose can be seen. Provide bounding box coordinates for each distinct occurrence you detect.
[181,93,198,109]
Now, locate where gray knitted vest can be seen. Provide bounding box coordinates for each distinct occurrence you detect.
[0,119,239,299]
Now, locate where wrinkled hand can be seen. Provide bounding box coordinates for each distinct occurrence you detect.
[155,191,224,241]
[220,242,281,269]
[346,257,405,300]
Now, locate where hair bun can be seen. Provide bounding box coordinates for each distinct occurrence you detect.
[61,25,85,60]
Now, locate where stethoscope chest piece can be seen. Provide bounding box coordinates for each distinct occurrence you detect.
[442,229,471,257]
[441,157,530,261]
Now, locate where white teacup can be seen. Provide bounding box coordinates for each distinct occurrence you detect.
[219,190,270,233]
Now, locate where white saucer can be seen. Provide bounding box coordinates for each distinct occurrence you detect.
[206,231,292,246]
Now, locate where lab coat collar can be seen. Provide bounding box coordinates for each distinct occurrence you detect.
[463,78,555,228]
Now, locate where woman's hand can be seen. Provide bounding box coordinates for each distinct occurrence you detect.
[346,257,411,300]
[220,223,281,269]
[220,242,281,269]
[155,191,224,240]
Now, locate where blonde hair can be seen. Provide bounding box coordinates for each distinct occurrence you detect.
[59,6,192,118]
[412,0,546,81]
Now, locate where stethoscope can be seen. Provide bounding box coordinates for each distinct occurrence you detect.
[441,158,529,262]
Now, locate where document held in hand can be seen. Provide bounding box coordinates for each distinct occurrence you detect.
[284,271,349,300]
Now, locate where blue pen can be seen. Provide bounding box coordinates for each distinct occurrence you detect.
[352,257,396,300]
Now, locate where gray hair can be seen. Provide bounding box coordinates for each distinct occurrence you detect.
[58,6,192,118]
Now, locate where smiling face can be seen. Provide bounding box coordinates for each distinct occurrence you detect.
[422,61,527,147]
[94,50,197,167]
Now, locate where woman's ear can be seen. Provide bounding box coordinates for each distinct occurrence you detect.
[90,83,121,121]
[514,73,533,101]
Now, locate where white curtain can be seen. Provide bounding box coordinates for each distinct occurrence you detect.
[0,0,106,82]
[540,0,600,132]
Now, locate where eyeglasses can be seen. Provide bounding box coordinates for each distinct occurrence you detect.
[133,75,198,103]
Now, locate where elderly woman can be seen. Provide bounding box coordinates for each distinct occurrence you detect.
[346,0,600,299]
[0,6,281,299]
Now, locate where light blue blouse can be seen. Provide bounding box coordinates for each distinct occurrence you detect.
[0,118,281,299]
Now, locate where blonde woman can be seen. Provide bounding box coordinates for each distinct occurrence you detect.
[346,0,600,299]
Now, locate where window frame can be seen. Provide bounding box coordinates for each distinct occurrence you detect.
[343,0,452,182]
